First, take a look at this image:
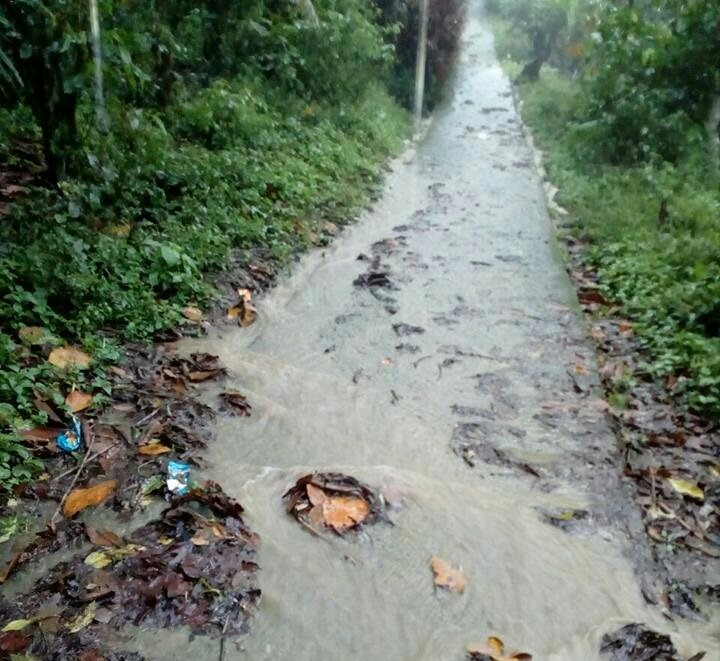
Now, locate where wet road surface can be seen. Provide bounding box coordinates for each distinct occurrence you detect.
[160,3,718,659]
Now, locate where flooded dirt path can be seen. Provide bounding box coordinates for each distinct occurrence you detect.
[173,3,717,659]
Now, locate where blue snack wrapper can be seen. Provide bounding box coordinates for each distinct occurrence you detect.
[167,460,191,495]
[56,416,83,452]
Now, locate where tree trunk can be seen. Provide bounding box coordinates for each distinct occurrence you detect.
[705,94,720,173]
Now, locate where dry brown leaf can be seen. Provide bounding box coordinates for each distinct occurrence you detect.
[63,480,118,518]
[430,555,467,593]
[138,442,172,456]
[182,306,203,322]
[322,496,370,531]
[86,526,121,547]
[48,346,92,369]
[65,390,93,413]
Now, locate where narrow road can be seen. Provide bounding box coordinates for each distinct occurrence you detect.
[159,3,713,659]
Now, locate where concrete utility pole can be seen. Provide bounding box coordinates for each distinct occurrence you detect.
[414,0,429,129]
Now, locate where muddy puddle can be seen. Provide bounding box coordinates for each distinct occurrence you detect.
[145,3,720,660]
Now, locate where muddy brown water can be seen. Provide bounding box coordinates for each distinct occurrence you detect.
[139,4,718,660]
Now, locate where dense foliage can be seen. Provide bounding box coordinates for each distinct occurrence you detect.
[488,0,720,416]
[1,0,470,493]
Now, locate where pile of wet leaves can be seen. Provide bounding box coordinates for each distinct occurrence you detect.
[0,482,260,659]
[563,234,720,614]
[600,623,705,661]
[283,473,385,535]
[354,235,408,314]
[1,338,262,657]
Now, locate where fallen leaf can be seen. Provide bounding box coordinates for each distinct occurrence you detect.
[183,306,203,322]
[84,551,112,569]
[668,478,704,501]
[322,496,370,531]
[65,601,96,633]
[20,426,62,443]
[65,390,93,412]
[63,480,118,518]
[578,289,606,306]
[18,326,52,345]
[191,525,224,546]
[48,346,92,369]
[467,636,532,660]
[138,441,172,456]
[86,526,121,547]
[0,630,31,653]
[187,369,221,382]
[1,620,32,632]
[108,365,130,379]
[306,483,328,506]
[431,556,467,593]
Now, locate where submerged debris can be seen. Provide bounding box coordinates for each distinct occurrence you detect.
[220,391,252,417]
[283,472,383,535]
[392,322,425,336]
[600,623,705,661]
[430,556,466,594]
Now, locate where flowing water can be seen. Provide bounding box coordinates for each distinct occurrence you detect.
[144,3,719,659]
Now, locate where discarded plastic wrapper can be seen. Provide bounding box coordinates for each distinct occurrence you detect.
[56,415,83,453]
[167,460,191,495]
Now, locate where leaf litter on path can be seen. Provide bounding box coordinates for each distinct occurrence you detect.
[0,481,260,659]
[283,472,382,535]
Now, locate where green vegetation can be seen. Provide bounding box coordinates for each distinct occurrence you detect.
[0,0,450,496]
[488,0,720,416]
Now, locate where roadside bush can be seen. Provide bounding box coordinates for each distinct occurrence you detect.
[0,0,412,494]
